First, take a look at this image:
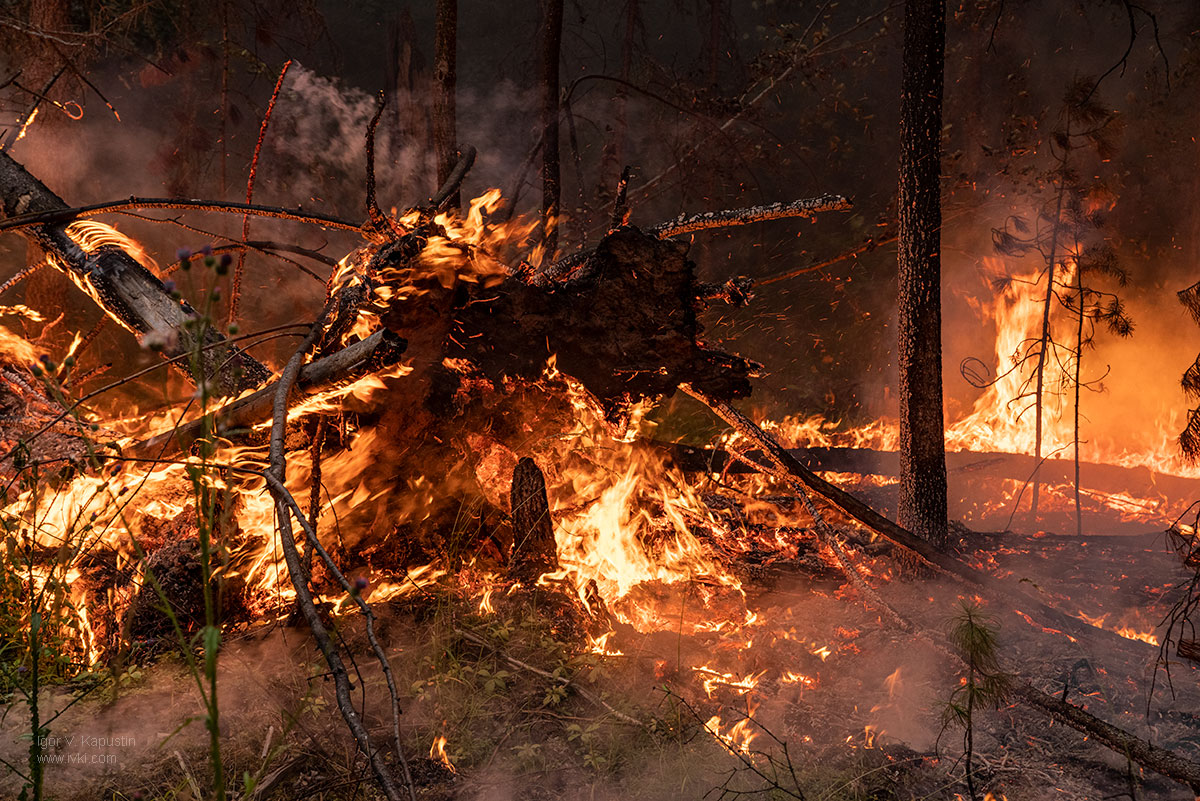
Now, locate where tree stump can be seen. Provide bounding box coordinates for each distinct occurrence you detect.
[508,457,558,584]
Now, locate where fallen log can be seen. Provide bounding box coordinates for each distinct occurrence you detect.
[678,383,1163,661]
[658,442,1194,522]
[788,465,1200,797]
[1014,682,1200,795]
[444,226,759,416]
[0,151,271,394]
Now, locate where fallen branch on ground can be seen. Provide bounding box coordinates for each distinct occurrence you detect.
[763,473,1200,796]
[677,384,1157,658]
[454,627,644,728]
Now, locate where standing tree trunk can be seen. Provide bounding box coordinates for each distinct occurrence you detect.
[432,0,459,210]
[1071,234,1084,537]
[540,0,564,255]
[1030,131,1068,526]
[598,0,638,210]
[706,0,723,88]
[896,0,948,547]
[509,458,559,585]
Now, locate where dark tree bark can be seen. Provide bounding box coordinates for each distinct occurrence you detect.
[432,0,459,210]
[896,0,948,547]
[509,457,559,584]
[598,0,638,209]
[1014,683,1200,795]
[540,0,564,255]
[386,9,428,205]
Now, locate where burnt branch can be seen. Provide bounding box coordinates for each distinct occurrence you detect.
[125,328,405,460]
[0,151,271,394]
[424,144,477,214]
[233,58,293,321]
[0,195,364,237]
[543,194,852,283]
[264,302,413,801]
[648,194,851,238]
[1015,683,1200,794]
[678,382,1159,659]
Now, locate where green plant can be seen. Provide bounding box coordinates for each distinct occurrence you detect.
[941,602,1010,801]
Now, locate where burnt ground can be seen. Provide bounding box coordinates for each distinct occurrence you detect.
[3,462,1198,801]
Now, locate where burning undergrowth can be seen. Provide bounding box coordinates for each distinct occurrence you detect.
[1,181,1198,801]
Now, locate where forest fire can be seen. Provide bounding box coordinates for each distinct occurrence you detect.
[2,183,1193,797]
[3,2,1200,801]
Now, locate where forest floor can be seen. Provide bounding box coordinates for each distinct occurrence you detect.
[3,517,1197,801]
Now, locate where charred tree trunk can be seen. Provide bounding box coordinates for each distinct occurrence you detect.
[598,0,638,210]
[896,0,948,547]
[1014,683,1200,795]
[432,0,459,211]
[540,0,564,255]
[0,151,270,395]
[509,457,559,584]
[386,9,428,205]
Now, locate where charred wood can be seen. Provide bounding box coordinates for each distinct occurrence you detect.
[420,226,757,420]
[264,303,415,801]
[1015,682,1200,794]
[658,442,1200,509]
[680,384,1163,661]
[0,151,271,394]
[509,457,558,584]
[540,194,851,285]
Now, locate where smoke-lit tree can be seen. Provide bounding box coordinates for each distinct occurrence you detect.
[896,0,949,547]
[990,80,1132,533]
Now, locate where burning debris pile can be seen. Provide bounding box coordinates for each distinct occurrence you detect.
[0,132,1199,801]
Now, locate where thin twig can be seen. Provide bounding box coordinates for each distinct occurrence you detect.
[364,92,398,240]
[453,627,644,727]
[0,197,363,236]
[262,301,411,801]
[233,59,293,320]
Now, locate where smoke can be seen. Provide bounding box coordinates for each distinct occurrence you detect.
[259,64,538,221]
[0,630,316,800]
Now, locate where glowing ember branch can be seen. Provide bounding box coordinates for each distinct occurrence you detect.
[780,671,817,688]
[0,151,270,394]
[693,666,764,697]
[125,328,406,460]
[648,194,852,238]
[704,712,759,757]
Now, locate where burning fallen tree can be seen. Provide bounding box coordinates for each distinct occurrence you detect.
[1,139,1199,801]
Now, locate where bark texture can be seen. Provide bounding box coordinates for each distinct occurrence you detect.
[896,0,948,546]
[509,457,559,584]
[432,0,459,210]
[0,151,271,394]
[1015,683,1200,794]
[540,0,564,254]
